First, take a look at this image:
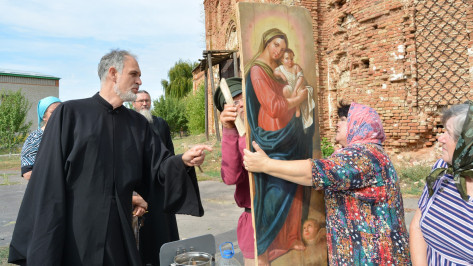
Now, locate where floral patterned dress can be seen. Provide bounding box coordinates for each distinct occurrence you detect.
[311,103,411,265]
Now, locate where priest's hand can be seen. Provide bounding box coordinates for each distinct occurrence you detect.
[182,144,213,167]
[132,195,148,217]
[133,206,147,217]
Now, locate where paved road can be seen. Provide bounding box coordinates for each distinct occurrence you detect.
[0,171,27,248]
[0,171,419,263]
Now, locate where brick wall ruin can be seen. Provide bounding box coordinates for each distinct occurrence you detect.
[199,0,473,152]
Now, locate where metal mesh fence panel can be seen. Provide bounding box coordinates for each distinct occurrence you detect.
[415,0,471,106]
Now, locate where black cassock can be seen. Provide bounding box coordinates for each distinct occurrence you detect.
[8,93,203,266]
[138,115,180,266]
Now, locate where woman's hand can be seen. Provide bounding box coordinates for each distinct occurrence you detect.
[23,171,32,180]
[220,104,238,129]
[243,141,270,173]
[245,141,313,186]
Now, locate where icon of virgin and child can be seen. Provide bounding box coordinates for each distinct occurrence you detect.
[244,27,321,264]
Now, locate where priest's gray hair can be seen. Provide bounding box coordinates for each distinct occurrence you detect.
[98,49,137,83]
[442,103,469,141]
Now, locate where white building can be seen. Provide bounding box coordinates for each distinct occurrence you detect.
[0,69,60,132]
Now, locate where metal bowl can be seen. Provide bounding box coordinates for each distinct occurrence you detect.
[173,251,213,266]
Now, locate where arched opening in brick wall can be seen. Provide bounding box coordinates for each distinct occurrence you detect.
[225,20,238,50]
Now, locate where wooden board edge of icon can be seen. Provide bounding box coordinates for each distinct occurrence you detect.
[219,78,246,136]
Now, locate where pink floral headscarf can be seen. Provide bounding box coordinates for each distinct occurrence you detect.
[346,103,386,145]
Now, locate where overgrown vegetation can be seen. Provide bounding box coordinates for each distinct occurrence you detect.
[152,59,205,136]
[0,89,31,154]
[152,96,188,136]
[184,84,205,135]
[396,164,431,196]
[321,137,335,158]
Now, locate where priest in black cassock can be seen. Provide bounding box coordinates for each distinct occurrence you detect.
[8,49,212,266]
[131,90,181,265]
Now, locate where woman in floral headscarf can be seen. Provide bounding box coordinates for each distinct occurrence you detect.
[244,102,411,265]
[410,102,473,265]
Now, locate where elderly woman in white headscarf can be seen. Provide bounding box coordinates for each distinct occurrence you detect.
[20,96,61,180]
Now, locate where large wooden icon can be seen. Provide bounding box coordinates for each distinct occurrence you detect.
[237,2,327,265]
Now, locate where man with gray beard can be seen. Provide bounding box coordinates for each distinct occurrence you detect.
[132,90,180,265]
[133,91,153,122]
[9,49,211,266]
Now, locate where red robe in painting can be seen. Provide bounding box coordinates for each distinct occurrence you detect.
[250,65,296,131]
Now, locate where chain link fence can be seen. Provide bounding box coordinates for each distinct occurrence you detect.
[415,0,471,107]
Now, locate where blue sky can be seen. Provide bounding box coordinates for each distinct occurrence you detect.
[0,0,205,101]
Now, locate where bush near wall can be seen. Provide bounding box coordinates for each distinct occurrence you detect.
[0,89,31,154]
[185,84,206,135]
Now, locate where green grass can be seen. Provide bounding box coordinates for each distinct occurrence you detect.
[173,133,223,182]
[0,155,21,172]
[396,164,431,197]
[0,246,10,265]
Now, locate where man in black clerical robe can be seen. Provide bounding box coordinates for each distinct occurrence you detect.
[8,49,211,266]
[131,90,180,265]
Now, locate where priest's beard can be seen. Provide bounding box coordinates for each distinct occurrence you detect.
[113,83,137,102]
[138,108,153,123]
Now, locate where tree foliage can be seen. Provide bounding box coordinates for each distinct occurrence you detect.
[152,95,188,136]
[124,101,133,109]
[0,89,32,154]
[184,84,205,135]
[161,60,198,99]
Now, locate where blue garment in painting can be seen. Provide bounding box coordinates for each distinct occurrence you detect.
[245,73,314,255]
